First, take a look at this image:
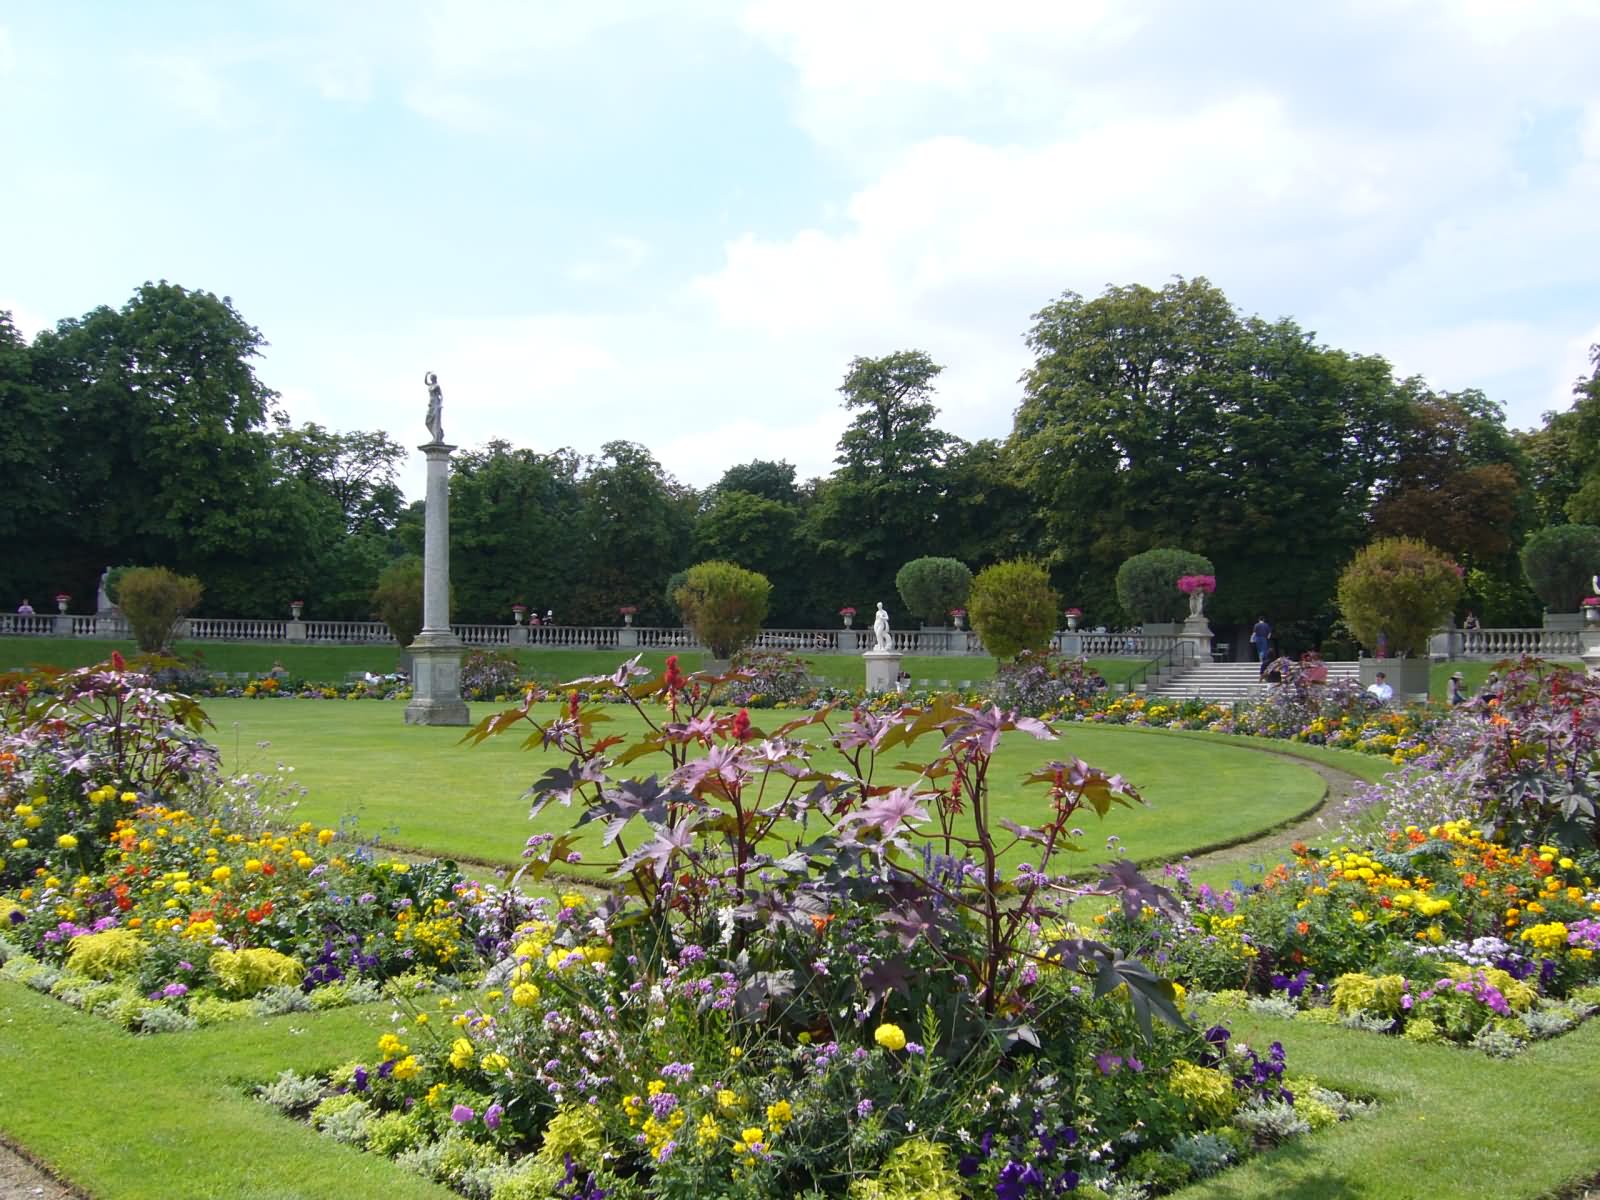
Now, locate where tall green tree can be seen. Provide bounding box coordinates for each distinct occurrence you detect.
[808,351,957,611]
[1012,279,1408,632]
[570,441,694,625]
[25,282,318,614]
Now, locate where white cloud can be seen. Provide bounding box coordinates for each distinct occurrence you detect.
[567,236,651,283]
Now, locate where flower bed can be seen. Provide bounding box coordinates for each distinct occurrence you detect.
[1096,660,1600,1055]
[255,892,1366,1200]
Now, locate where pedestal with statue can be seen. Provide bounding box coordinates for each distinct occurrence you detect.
[863,601,903,694]
[405,371,471,726]
[1178,575,1216,662]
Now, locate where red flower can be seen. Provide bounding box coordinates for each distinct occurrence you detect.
[732,708,751,742]
[568,690,580,719]
[110,651,126,671]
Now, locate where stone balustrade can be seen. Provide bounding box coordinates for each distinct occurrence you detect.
[7,611,1587,662]
[1458,628,1586,659]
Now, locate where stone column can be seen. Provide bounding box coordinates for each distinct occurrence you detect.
[405,440,470,726]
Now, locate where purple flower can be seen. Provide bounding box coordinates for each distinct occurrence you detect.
[352,1067,369,1092]
[1094,1052,1122,1075]
[484,1103,503,1131]
[856,1099,873,1117]
[451,1104,476,1123]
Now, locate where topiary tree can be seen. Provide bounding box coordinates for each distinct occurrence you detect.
[1336,537,1463,656]
[968,559,1060,659]
[116,566,203,653]
[673,560,771,659]
[663,568,691,623]
[1115,548,1214,624]
[1519,524,1600,612]
[894,556,973,625]
[371,557,425,648]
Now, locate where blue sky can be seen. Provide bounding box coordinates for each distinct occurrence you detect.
[4,1,1598,500]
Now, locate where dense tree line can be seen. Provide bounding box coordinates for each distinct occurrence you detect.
[3,279,1593,640]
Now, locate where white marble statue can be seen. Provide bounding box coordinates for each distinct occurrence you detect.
[424,371,445,442]
[1187,588,1206,618]
[872,601,893,652]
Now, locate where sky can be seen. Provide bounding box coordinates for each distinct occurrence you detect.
[3,1,1599,501]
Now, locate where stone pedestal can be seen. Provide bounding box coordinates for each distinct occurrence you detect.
[53,614,73,636]
[1360,656,1429,702]
[508,625,529,646]
[404,440,470,726]
[1059,631,1083,657]
[405,633,470,725]
[286,619,307,643]
[839,629,859,653]
[864,650,903,694]
[1180,615,1214,661]
[1581,629,1600,676]
[618,627,639,648]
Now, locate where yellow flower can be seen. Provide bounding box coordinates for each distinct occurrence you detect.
[10,838,27,850]
[481,1052,509,1072]
[317,828,335,846]
[696,1113,721,1147]
[449,1037,474,1069]
[874,1022,907,1052]
[716,1090,739,1112]
[765,1100,793,1129]
[377,1032,407,1058]
[56,834,79,850]
[512,982,541,1007]
[211,866,232,883]
[391,1055,420,1081]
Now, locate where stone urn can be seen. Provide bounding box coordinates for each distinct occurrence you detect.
[952,612,965,630]
[290,600,304,620]
[623,612,635,626]
[1584,601,1600,626]
[55,594,70,614]
[512,605,526,625]
[1065,612,1081,631]
[842,612,855,629]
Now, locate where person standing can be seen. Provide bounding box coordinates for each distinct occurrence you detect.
[15,599,33,614]
[1447,672,1467,706]
[1250,616,1272,677]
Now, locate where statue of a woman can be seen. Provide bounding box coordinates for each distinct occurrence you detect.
[424,371,445,442]
[872,601,893,652]
[1187,588,1205,618]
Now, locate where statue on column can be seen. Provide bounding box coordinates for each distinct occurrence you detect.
[872,601,893,652]
[424,371,445,443]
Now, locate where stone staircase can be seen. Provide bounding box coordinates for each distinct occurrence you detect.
[1137,660,1360,703]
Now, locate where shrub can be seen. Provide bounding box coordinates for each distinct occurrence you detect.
[725,649,814,708]
[894,557,973,625]
[371,557,425,648]
[987,650,1105,716]
[967,559,1059,659]
[663,568,691,622]
[1336,537,1463,655]
[1115,548,1214,624]
[116,566,203,653]
[211,947,305,997]
[460,649,522,700]
[65,928,146,980]
[1519,524,1600,611]
[673,560,771,658]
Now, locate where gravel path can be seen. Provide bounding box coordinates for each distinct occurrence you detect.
[0,1141,77,1200]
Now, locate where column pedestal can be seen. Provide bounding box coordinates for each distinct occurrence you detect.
[1181,615,1214,661]
[405,631,470,725]
[864,650,903,694]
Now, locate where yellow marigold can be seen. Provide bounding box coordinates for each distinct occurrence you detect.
[377,1032,407,1058]
[874,1023,907,1052]
[211,866,231,883]
[512,982,541,1008]
[391,1055,420,1081]
[1519,922,1569,956]
[56,834,79,850]
[317,828,335,846]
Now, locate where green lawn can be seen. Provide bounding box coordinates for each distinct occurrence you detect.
[207,699,1325,877]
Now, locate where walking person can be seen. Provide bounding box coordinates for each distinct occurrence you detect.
[1250,616,1272,678]
[1447,672,1467,706]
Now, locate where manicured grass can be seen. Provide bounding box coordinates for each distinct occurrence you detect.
[0,981,455,1200]
[208,700,1325,877]
[1176,1006,1600,1200]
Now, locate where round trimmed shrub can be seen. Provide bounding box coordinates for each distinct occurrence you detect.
[673,560,771,658]
[116,566,203,653]
[1519,524,1600,612]
[371,557,425,648]
[968,559,1060,659]
[1336,537,1463,656]
[1115,548,1214,624]
[894,556,973,625]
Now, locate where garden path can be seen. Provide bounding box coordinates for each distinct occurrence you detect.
[0,1139,78,1199]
